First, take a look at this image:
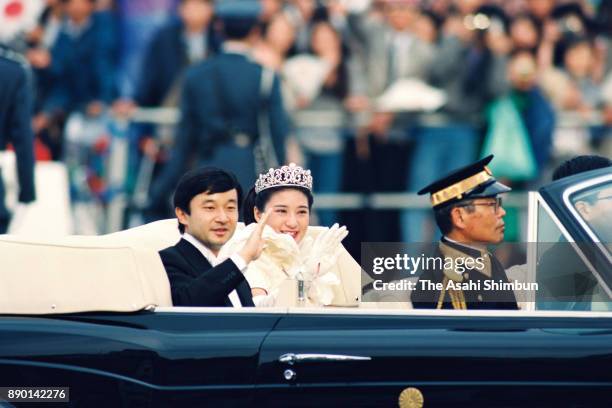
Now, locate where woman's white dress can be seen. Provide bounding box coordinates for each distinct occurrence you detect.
[221,223,361,307]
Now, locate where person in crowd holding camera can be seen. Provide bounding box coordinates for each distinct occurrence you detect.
[223,163,361,307]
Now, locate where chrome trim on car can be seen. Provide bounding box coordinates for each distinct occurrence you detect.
[279,353,372,365]
[151,306,612,317]
[525,192,539,311]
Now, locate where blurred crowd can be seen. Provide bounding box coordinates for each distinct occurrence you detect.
[2,0,612,243]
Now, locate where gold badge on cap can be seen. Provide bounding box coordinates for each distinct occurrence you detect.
[398,387,424,408]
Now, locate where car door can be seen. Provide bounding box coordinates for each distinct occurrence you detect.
[255,310,612,407]
[0,308,281,407]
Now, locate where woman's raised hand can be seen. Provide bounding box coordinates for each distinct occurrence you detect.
[302,223,349,278]
[313,223,348,255]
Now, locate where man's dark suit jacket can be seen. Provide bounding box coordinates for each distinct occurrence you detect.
[44,12,117,113]
[135,20,219,107]
[159,238,254,307]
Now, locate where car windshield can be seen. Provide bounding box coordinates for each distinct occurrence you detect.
[536,194,611,311]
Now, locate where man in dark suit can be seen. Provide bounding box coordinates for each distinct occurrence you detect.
[410,155,518,310]
[42,0,117,116]
[0,54,36,233]
[135,0,219,107]
[30,0,116,159]
[159,167,268,307]
[148,1,288,216]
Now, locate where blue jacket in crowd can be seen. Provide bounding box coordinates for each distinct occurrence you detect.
[44,12,117,114]
[517,87,556,171]
[135,20,220,107]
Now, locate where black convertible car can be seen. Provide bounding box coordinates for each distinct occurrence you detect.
[0,168,610,407]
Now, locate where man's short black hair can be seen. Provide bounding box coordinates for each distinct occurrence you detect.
[552,155,612,181]
[173,167,242,233]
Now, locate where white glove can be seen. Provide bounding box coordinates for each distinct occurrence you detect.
[253,293,276,307]
[307,272,341,306]
[300,223,349,279]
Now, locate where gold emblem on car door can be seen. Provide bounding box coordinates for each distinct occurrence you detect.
[398,387,424,408]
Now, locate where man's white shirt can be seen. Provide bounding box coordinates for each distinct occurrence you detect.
[182,233,247,308]
[184,31,208,63]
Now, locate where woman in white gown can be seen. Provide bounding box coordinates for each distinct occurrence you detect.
[223,163,361,307]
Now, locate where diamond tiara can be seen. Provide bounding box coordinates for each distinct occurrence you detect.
[255,163,313,194]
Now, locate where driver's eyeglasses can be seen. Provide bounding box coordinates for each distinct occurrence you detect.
[457,197,503,213]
